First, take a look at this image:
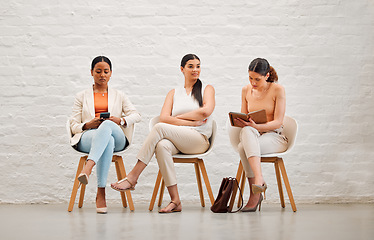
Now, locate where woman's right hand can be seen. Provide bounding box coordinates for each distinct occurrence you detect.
[83,118,102,130]
[193,118,207,127]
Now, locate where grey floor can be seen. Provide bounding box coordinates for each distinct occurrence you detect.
[0,203,373,240]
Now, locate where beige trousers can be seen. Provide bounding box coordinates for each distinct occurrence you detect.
[238,126,288,178]
[137,123,210,187]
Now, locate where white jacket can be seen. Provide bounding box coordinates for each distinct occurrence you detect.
[69,86,141,146]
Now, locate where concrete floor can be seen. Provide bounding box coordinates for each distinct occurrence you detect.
[0,203,373,240]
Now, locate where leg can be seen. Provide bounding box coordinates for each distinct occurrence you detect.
[112,123,209,190]
[159,185,182,213]
[77,120,127,180]
[238,127,263,210]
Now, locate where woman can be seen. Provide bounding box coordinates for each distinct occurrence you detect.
[232,58,288,212]
[111,54,215,213]
[70,56,141,214]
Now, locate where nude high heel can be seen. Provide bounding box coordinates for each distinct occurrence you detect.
[252,183,267,199]
[77,173,89,185]
[241,194,263,212]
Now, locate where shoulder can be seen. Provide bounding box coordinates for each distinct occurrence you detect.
[75,88,90,99]
[241,84,251,95]
[167,89,175,98]
[271,83,285,98]
[272,83,285,93]
[203,84,215,93]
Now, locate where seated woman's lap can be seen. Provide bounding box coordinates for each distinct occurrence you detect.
[77,120,127,153]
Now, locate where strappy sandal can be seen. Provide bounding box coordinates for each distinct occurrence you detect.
[159,201,182,214]
[110,177,136,192]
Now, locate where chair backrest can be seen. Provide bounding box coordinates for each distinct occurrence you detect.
[227,115,298,156]
[149,116,217,157]
[66,118,135,154]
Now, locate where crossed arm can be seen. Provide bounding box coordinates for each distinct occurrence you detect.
[159,85,215,127]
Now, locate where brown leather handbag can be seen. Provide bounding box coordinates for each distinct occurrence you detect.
[210,177,243,213]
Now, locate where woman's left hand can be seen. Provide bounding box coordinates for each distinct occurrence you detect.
[234,118,258,129]
[109,116,121,125]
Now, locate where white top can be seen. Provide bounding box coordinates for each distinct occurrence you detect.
[172,83,213,138]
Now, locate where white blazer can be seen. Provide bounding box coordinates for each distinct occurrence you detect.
[69,86,141,147]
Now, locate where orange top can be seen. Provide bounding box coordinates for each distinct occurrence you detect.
[94,92,108,118]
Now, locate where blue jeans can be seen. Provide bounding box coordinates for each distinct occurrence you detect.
[77,120,127,188]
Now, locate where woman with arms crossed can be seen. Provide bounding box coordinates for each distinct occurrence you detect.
[111,54,215,213]
[233,58,288,212]
[70,56,141,214]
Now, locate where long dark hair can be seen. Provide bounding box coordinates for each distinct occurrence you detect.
[248,58,278,82]
[181,54,203,107]
[91,56,112,71]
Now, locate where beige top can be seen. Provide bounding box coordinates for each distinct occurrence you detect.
[246,82,278,122]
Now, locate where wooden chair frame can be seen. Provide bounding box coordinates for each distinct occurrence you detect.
[68,155,134,212]
[229,158,297,212]
[148,117,216,211]
[149,158,215,211]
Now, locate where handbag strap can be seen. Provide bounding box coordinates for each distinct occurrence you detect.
[229,178,244,213]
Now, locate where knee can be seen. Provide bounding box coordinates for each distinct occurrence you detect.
[239,126,258,141]
[155,139,173,156]
[152,122,166,133]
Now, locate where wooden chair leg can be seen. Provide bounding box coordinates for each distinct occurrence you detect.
[149,170,162,211]
[197,159,215,205]
[229,161,243,212]
[115,156,134,211]
[274,159,285,208]
[114,156,127,208]
[78,184,86,208]
[158,179,165,207]
[68,156,87,212]
[238,169,246,207]
[278,158,297,212]
[194,162,205,207]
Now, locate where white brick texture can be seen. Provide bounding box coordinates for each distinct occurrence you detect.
[1,0,373,204]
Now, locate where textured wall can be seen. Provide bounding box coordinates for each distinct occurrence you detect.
[1,0,373,205]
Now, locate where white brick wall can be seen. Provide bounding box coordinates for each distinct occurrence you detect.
[1,0,373,204]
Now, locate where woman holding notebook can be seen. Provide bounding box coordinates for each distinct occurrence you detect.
[231,58,288,212]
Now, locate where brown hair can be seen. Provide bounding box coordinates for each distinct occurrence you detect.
[248,58,278,82]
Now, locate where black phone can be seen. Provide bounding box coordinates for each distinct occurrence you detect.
[100,112,110,120]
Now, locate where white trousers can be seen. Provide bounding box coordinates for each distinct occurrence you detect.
[238,126,288,178]
[137,123,210,187]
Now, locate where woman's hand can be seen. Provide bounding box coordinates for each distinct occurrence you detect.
[83,118,102,130]
[109,116,121,125]
[193,118,207,127]
[175,115,207,127]
[233,118,258,129]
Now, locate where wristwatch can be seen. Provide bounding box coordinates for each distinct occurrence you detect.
[120,118,125,126]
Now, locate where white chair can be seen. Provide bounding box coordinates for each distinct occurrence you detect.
[148,116,216,211]
[227,116,298,212]
[66,119,135,212]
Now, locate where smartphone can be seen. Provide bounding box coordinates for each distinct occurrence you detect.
[100,112,110,120]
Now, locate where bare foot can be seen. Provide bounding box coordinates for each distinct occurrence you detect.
[159,201,182,213]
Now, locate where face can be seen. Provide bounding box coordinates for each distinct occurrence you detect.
[181,59,201,81]
[91,61,112,86]
[248,71,269,89]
